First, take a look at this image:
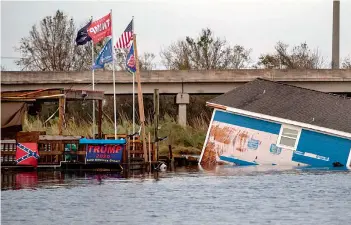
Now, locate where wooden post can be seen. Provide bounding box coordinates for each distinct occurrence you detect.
[98,100,102,139]
[168,145,173,160]
[148,132,151,170]
[58,97,65,135]
[153,89,159,162]
[133,34,148,162]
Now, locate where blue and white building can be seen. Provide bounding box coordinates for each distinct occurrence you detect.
[199,78,351,169]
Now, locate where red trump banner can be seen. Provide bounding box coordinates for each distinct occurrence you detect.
[88,13,112,43]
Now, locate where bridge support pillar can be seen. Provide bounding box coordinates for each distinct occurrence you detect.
[176,93,189,126]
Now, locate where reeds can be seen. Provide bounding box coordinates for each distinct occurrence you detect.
[23,113,208,156]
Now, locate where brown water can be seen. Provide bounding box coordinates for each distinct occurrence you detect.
[1,165,351,225]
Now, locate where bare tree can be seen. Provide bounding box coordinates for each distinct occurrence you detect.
[15,10,93,71]
[161,40,192,70]
[342,56,351,69]
[1,65,6,71]
[161,28,251,70]
[257,41,324,69]
[139,52,156,70]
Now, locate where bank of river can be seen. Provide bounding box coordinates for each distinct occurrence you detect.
[1,166,350,225]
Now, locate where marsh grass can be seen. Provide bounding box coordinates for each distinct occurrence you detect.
[23,113,208,156]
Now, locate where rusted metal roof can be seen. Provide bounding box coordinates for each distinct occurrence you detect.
[1,88,104,101]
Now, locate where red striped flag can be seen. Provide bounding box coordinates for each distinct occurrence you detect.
[115,19,133,49]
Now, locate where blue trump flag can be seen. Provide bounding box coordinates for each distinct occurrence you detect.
[93,38,113,70]
[126,43,136,74]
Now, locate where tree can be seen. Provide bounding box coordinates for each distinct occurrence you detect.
[139,52,156,70]
[15,10,92,71]
[342,56,351,69]
[257,41,324,69]
[161,28,251,70]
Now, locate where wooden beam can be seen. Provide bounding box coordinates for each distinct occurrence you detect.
[98,100,102,138]
[65,90,104,100]
[154,89,159,162]
[1,89,62,98]
[133,34,148,162]
[58,97,65,135]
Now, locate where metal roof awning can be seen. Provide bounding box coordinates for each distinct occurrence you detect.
[1,88,105,137]
[1,88,104,102]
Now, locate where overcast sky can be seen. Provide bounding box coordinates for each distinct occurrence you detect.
[1,0,351,70]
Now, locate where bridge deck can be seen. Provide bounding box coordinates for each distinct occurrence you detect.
[2,70,351,94]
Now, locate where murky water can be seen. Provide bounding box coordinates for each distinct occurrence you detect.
[1,166,351,225]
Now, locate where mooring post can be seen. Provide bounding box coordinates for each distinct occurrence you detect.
[153,89,160,162]
[58,96,65,135]
[168,145,173,160]
[98,100,102,139]
[169,144,173,171]
[148,132,151,171]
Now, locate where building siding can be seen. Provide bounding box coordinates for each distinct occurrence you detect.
[213,110,281,135]
[293,130,351,167]
[200,109,351,169]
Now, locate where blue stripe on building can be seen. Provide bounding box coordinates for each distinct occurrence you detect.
[293,129,351,167]
[219,156,259,166]
[213,110,281,135]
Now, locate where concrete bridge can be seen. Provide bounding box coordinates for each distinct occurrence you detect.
[2,69,351,125]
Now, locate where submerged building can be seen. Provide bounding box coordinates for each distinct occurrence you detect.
[199,78,351,169]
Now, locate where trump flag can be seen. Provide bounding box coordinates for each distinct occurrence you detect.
[87,13,112,44]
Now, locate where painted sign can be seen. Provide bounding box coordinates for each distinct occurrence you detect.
[269,144,282,155]
[294,151,330,161]
[247,138,260,150]
[86,144,123,163]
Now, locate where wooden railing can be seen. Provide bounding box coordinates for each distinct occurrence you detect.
[1,134,155,166]
[1,136,82,165]
[1,140,16,163]
[105,134,156,162]
[37,136,82,164]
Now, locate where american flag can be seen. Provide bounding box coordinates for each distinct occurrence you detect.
[115,19,133,49]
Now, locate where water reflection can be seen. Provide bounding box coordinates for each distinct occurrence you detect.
[2,165,349,191]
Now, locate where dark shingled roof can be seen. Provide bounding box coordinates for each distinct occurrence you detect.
[208,78,351,134]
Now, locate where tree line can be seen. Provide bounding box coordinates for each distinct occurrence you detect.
[12,10,351,71]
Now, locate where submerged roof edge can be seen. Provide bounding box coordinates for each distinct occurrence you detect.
[206,101,351,140]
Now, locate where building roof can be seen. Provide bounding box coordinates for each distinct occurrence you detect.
[208,78,351,134]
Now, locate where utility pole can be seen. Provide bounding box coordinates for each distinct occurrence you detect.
[332,0,340,69]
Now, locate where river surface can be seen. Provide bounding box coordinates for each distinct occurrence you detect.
[1,165,351,225]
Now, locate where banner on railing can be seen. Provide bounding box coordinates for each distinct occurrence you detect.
[85,144,124,163]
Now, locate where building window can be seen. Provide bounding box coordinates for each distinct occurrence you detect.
[277,125,301,150]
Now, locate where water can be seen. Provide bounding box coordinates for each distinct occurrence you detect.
[1,166,351,225]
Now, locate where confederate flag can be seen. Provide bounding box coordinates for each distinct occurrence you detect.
[16,143,39,168]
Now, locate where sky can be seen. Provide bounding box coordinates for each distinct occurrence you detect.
[1,0,351,70]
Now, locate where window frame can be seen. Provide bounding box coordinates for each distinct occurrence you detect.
[277,124,302,150]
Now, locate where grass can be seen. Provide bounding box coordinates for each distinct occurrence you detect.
[23,114,208,156]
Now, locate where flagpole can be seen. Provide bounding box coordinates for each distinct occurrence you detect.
[111,9,117,139]
[91,16,96,138]
[132,16,135,156]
